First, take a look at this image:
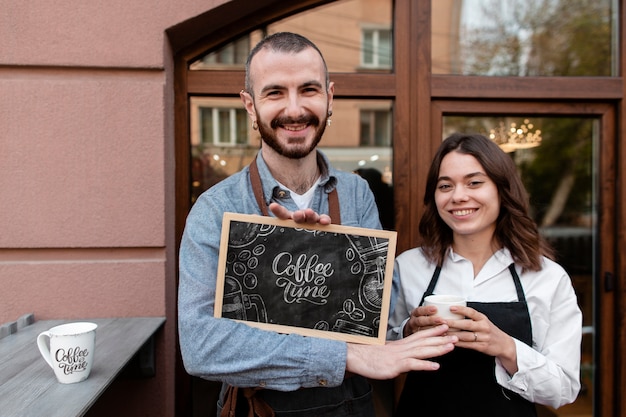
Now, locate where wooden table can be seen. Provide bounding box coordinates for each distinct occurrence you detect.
[0,317,165,417]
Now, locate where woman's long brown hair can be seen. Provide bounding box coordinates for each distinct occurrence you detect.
[419,133,554,271]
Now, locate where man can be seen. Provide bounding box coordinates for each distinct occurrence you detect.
[178,32,456,417]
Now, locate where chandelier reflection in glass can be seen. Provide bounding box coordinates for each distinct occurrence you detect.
[489,119,542,153]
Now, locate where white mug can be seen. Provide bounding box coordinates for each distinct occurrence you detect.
[424,294,466,320]
[37,322,98,384]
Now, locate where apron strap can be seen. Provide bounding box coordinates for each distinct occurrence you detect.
[249,157,270,217]
[249,155,341,223]
[508,264,527,303]
[327,187,341,225]
[419,265,442,306]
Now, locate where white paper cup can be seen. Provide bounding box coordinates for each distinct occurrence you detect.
[424,295,466,320]
[37,322,97,384]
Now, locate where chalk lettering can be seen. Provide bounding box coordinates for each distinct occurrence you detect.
[272,252,333,305]
[272,253,334,283]
[276,276,330,305]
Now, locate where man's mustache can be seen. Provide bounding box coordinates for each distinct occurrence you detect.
[271,114,320,129]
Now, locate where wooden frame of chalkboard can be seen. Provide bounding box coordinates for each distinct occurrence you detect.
[215,212,397,345]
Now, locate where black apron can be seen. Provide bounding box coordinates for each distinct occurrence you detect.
[394,264,537,417]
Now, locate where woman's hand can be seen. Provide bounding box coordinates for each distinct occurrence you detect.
[403,305,447,337]
[446,305,519,374]
[346,324,457,380]
[269,202,332,225]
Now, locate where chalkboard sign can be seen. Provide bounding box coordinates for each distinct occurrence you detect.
[215,213,397,345]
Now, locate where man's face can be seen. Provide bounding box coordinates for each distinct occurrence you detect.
[241,47,334,159]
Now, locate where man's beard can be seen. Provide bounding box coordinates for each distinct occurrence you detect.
[257,112,327,159]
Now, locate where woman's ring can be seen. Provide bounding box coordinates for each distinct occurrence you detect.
[473,332,478,342]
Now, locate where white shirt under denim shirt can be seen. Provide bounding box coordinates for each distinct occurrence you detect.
[178,151,383,412]
[388,247,582,409]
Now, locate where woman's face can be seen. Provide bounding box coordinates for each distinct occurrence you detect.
[434,151,500,242]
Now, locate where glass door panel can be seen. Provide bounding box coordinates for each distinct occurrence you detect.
[443,115,596,417]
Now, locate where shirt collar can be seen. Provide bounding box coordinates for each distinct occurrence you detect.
[446,246,514,278]
[254,150,338,205]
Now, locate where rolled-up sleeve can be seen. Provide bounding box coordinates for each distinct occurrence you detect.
[494,265,582,408]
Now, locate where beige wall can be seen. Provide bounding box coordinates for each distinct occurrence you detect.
[0,1,231,415]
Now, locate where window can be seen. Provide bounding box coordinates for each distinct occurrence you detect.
[198,107,248,146]
[360,109,392,146]
[432,0,616,76]
[361,27,392,69]
[190,35,250,70]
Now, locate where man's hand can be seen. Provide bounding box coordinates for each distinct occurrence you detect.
[346,324,456,380]
[269,202,332,225]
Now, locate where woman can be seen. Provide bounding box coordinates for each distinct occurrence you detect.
[388,133,581,416]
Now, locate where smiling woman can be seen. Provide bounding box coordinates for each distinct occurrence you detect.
[388,133,582,417]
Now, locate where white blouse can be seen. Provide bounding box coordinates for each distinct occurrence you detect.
[388,247,582,408]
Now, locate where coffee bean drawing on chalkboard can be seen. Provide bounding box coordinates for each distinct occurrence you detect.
[215,213,397,345]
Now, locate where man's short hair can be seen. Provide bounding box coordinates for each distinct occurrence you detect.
[244,32,330,94]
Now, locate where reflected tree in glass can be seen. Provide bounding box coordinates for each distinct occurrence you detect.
[460,0,612,76]
[519,118,593,228]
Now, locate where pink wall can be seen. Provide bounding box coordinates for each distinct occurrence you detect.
[0,1,229,415]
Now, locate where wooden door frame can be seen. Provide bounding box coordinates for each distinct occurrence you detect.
[170,1,625,415]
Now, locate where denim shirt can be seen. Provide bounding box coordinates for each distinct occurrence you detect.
[178,150,383,391]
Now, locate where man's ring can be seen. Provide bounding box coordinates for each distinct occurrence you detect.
[473,332,478,342]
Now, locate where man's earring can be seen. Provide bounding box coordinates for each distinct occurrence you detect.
[326,111,333,127]
[252,120,258,130]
